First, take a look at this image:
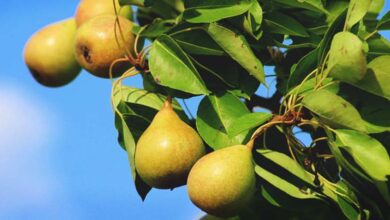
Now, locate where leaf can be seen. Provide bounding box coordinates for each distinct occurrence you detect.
[340,85,390,133]
[377,11,390,30]
[272,0,328,14]
[183,0,253,23]
[327,32,367,83]
[149,35,209,95]
[345,0,372,29]
[302,89,367,132]
[366,0,385,20]
[367,34,390,59]
[318,9,347,63]
[334,129,390,181]
[207,22,266,85]
[243,1,263,39]
[349,55,390,101]
[228,73,260,99]
[229,1,263,40]
[255,150,321,200]
[171,28,225,56]
[332,181,361,220]
[196,93,250,150]
[258,149,318,188]
[113,86,187,118]
[263,12,309,37]
[287,48,319,90]
[228,112,272,137]
[139,19,175,38]
[326,1,349,24]
[119,0,144,7]
[115,105,152,200]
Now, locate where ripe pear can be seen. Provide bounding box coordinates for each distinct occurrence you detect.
[75,0,133,27]
[24,18,81,87]
[135,98,206,189]
[187,143,256,217]
[74,15,135,78]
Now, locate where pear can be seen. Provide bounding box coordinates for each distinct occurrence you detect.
[135,98,206,189]
[187,142,256,217]
[24,18,81,87]
[75,0,133,27]
[74,15,135,78]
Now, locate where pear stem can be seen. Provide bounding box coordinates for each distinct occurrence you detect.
[246,139,255,151]
[164,96,173,109]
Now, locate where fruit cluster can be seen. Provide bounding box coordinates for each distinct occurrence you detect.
[24,0,135,87]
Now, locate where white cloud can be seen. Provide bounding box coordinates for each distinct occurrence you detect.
[0,84,80,219]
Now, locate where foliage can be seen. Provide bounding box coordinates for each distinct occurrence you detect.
[112,0,390,218]
[40,0,390,219]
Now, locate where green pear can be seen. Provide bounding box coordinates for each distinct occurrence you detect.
[187,143,256,217]
[74,15,135,78]
[24,18,81,87]
[135,98,206,189]
[75,0,133,27]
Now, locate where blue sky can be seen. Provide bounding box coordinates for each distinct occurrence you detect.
[0,1,388,220]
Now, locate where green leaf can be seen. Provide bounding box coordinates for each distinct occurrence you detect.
[229,1,263,40]
[255,150,321,200]
[367,34,390,59]
[349,55,390,100]
[318,9,347,63]
[366,0,385,20]
[171,28,225,56]
[119,0,144,7]
[272,0,327,14]
[243,1,263,39]
[228,112,272,137]
[263,12,309,37]
[207,22,266,85]
[344,86,390,133]
[333,181,361,220]
[258,149,317,188]
[183,0,253,23]
[115,104,152,200]
[139,19,175,38]
[327,32,367,83]
[113,86,186,115]
[345,0,372,29]
[377,11,390,30]
[196,93,250,150]
[326,1,349,24]
[302,89,367,132]
[287,48,319,90]
[228,73,260,99]
[149,35,209,95]
[334,129,390,181]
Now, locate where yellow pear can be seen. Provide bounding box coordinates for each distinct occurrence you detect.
[75,0,133,27]
[24,18,81,87]
[187,143,256,217]
[74,14,135,78]
[135,98,206,189]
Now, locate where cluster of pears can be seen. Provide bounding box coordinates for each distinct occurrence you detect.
[135,97,256,217]
[24,0,135,87]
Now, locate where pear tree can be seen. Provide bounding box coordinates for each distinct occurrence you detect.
[24,0,390,219]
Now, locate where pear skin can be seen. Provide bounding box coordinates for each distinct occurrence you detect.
[187,144,256,217]
[74,15,135,78]
[135,98,206,189]
[75,0,133,27]
[24,18,81,87]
